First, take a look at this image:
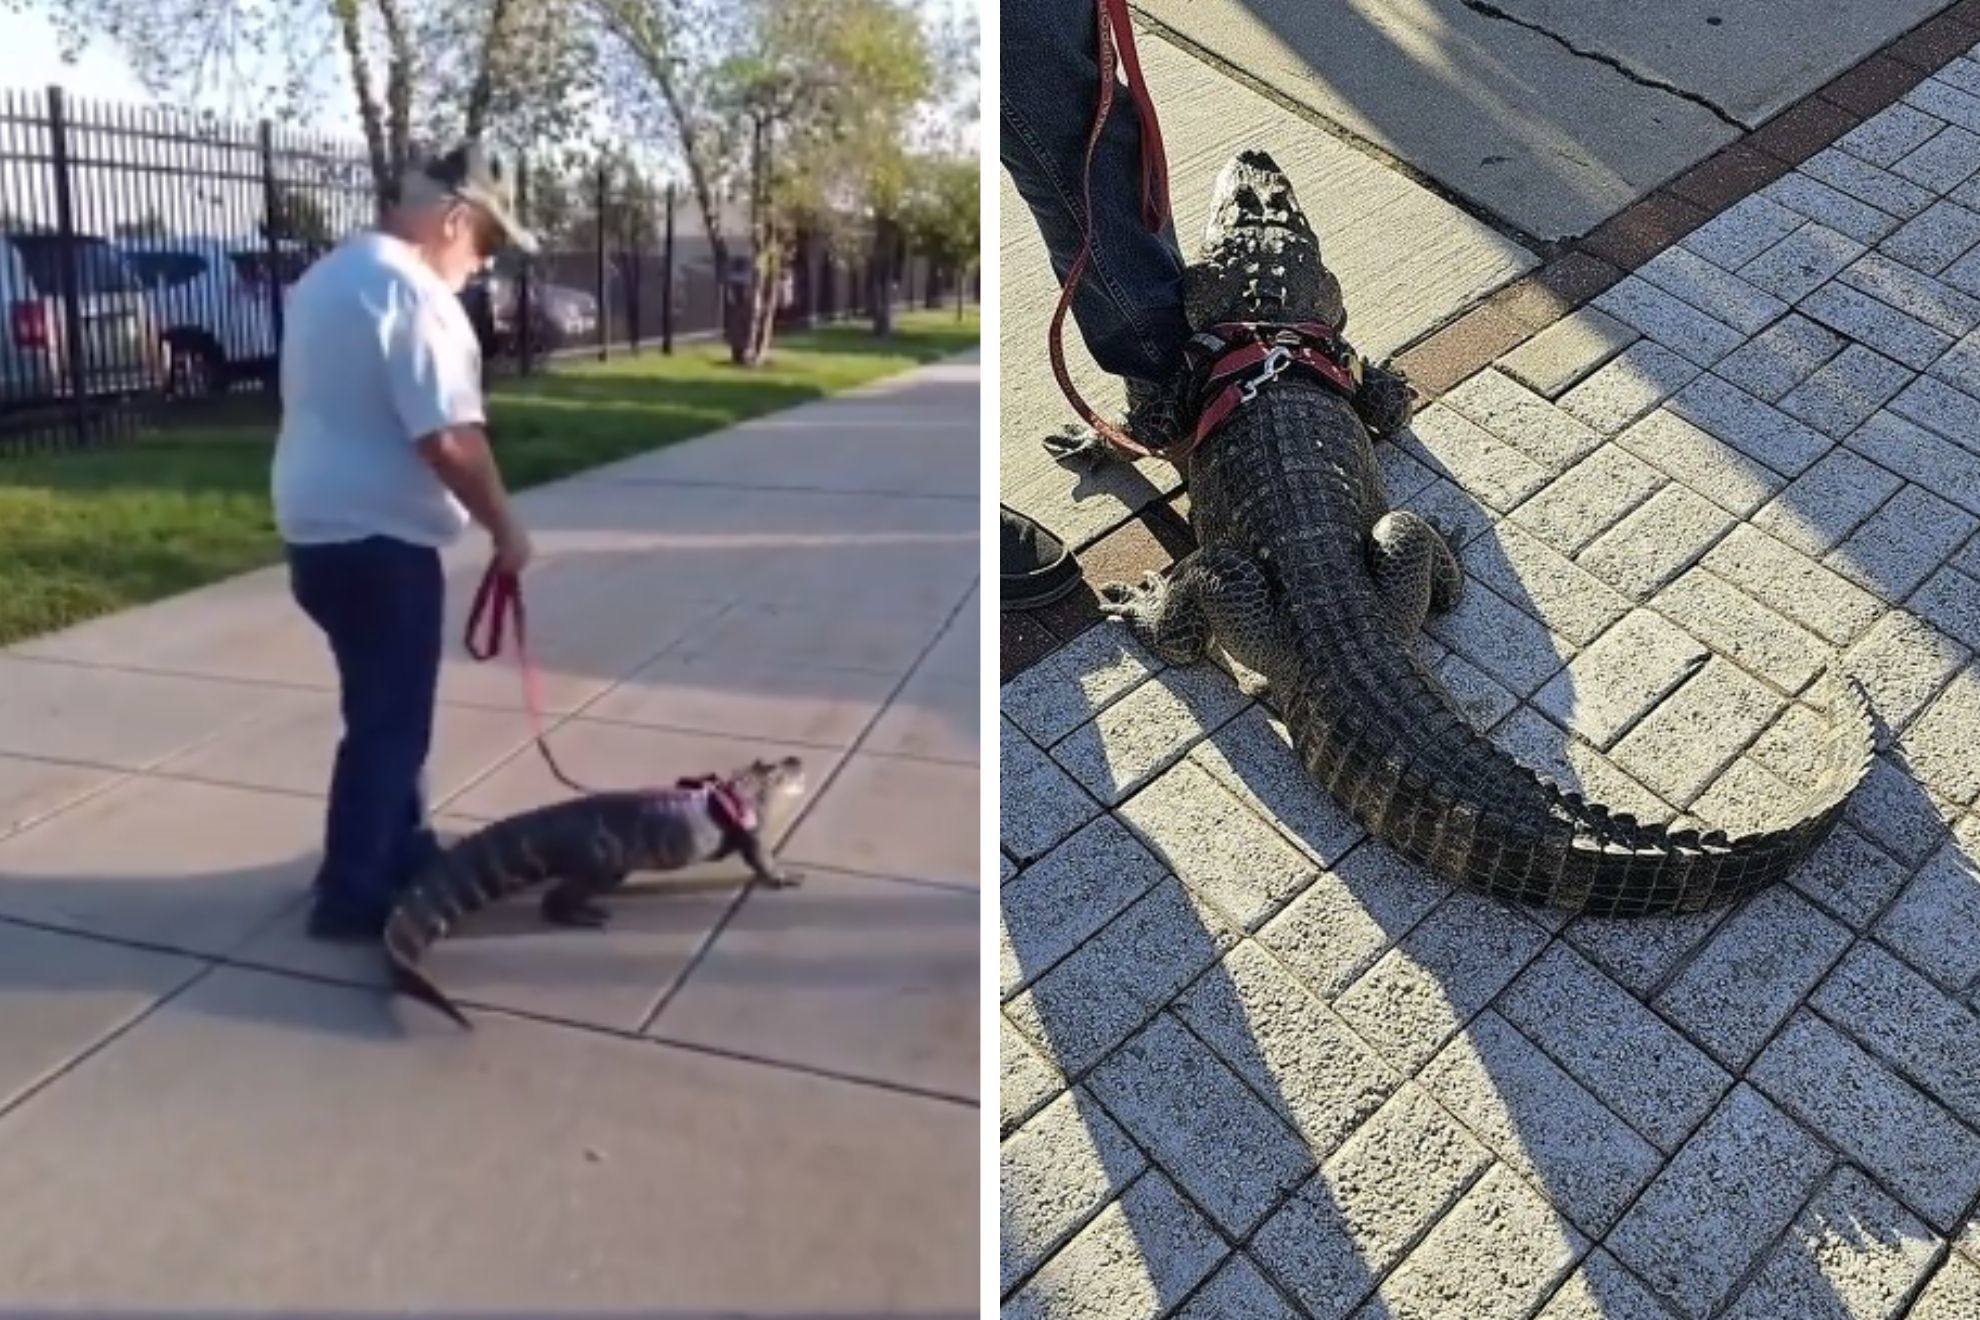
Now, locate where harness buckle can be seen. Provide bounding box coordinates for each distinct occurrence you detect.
[1238,345,1293,404]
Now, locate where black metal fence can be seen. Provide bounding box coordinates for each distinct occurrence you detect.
[0,86,974,455]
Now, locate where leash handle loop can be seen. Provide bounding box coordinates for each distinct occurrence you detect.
[462,561,592,796]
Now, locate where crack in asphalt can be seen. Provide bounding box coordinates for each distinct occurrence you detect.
[1455,0,1749,131]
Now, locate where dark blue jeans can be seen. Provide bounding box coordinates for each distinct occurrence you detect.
[287,535,445,916]
[1000,0,1190,383]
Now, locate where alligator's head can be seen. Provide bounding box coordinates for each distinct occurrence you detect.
[1183,149,1344,332]
[729,754,808,822]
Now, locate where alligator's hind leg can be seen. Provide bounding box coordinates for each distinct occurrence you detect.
[1369,510,1463,632]
[541,864,628,929]
[1101,547,1285,676]
[1099,566,1207,664]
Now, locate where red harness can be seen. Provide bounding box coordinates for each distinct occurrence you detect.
[670,773,759,834]
[1181,320,1365,451]
[1046,1,1364,465]
[464,565,750,824]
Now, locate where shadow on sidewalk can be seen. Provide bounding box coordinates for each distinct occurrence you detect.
[0,850,976,1042]
[1004,325,1975,1317]
[1004,661,1970,1313]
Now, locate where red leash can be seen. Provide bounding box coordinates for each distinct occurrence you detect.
[463,564,762,828]
[463,563,594,796]
[1046,0,1177,462]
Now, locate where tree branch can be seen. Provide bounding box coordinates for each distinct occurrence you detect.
[370,0,415,174]
[590,0,730,267]
[329,0,392,205]
[461,0,516,139]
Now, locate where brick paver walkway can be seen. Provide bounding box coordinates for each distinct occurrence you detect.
[1000,64,1980,1320]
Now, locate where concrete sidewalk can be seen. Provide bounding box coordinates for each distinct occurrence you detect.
[1134,0,1952,239]
[0,355,980,1312]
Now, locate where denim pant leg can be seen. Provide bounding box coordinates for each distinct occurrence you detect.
[287,536,444,911]
[1000,0,1191,384]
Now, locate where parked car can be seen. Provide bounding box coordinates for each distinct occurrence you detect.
[529,282,600,350]
[463,253,599,355]
[0,229,163,406]
[121,237,311,397]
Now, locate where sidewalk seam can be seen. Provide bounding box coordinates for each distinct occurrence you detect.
[635,578,980,1037]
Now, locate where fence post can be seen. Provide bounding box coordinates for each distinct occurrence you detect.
[257,121,286,375]
[661,181,675,355]
[45,86,89,443]
[516,152,534,375]
[627,183,642,355]
[595,162,608,362]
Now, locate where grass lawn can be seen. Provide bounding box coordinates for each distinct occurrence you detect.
[0,307,977,647]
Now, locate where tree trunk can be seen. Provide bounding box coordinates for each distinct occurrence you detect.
[748,235,781,364]
[869,215,895,337]
[733,113,768,365]
[593,1,733,351]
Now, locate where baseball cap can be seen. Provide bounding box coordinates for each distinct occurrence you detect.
[399,141,540,255]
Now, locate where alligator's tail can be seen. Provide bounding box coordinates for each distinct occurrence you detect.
[383,909,474,1030]
[379,841,501,1031]
[1510,669,1876,915]
[1348,668,1878,917]
[380,914,473,1029]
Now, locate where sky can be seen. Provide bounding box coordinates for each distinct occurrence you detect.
[0,1,976,242]
[0,10,152,109]
[0,0,981,145]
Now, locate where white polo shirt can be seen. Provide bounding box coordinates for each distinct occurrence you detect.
[271,232,483,547]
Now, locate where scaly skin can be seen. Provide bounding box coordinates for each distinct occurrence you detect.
[384,757,808,1027]
[1087,151,1874,917]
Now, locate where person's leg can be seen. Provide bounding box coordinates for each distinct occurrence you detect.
[999,0,1197,606]
[1000,0,1190,391]
[288,536,445,936]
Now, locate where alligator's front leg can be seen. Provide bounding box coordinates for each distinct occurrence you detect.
[1369,510,1464,632]
[1352,358,1416,440]
[1043,379,1188,469]
[1041,423,1118,470]
[736,831,804,889]
[1100,546,1287,681]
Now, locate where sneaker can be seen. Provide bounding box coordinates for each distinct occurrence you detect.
[1000,505,1082,611]
[305,891,392,942]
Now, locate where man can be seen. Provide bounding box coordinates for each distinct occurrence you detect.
[999,0,1189,610]
[272,142,538,940]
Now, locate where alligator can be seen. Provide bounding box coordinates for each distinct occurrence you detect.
[1062,149,1874,917]
[384,756,809,1027]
